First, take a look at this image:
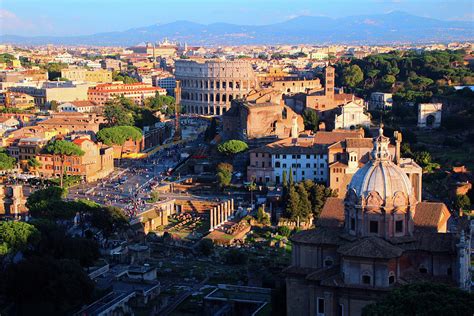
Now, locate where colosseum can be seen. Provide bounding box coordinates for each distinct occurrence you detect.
[174,59,256,115]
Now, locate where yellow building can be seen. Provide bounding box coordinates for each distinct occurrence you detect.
[11,59,21,68]
[61,68,113,83]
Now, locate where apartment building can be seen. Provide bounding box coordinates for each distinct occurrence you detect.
[61,68,113,83]
[87,83,166,106]
[36,137,114,182]
[248,130,364,184]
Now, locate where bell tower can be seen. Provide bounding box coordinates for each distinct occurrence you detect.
[325,65,335,100]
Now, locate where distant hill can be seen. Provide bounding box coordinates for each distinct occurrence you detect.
[1,11,473,46]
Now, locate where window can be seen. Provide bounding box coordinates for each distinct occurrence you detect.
[275,162,281,168]
[317,298,325,315]
[350,217,355,231]
[395,220,403,233]
[324,258,333,267]
[389,273,395,284]
[338,304,344,316]
[419,265,428,274]
[362,275,371,285]
[447,267,452,275]
[369,221,379,234]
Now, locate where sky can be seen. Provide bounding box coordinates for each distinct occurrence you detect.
[1,0,473,36]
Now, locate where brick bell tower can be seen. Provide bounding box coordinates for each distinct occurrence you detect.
[325,65,335,100]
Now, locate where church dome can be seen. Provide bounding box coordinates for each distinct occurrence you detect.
[347,125,413,204]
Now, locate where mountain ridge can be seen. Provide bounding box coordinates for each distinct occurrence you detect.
[1,11,472,46]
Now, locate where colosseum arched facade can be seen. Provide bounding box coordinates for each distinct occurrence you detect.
[175,59,255,115]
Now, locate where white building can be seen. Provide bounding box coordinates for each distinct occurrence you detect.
[272,150,328,183]
[418,103,442,128]
[57,100,99,113]
[334,101,371,130]
[54,52,74,64]
[368,92,393,110]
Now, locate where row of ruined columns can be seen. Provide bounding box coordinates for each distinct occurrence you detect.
[209,199,235,231]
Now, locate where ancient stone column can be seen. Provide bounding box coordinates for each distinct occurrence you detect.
[217,205,221,226]
[223,202,228,221]
[209,208,214,230]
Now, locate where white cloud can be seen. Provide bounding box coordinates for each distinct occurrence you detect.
[0,9,53,35]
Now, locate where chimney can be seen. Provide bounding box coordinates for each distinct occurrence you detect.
[394,131,402,165]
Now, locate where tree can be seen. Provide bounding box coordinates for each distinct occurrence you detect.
[302,108,319,132]
[0,151,16,170]
[217,140,248,155]
[288,168,294,187]
[454,194,471,211]
[103,101,135,126]
[310,184,336,219]
[26,187,70,219]
[247,182,257,207]
[224,249,249,265]
[5,256,94,315]
[27,157,41,174]
[144,94,175,116]
[256,206,270,225]
[204,118,218,141]
[362,282,474,316]
[285,186,300,221]
[0,221,40,256]
[199,238,214,256]
[297,183,312,220]
[277,226,291,237]
[44,140,85,188]
[342,64,364,89]
[381,74,396,89]
[216,162,233,188]
[282,170,288,188]
[97,125,143,162]
[90,206,129,239]
[49,100,59,111]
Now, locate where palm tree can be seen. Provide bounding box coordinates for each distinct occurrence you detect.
[247,181,257,209]
[27,157,41,176]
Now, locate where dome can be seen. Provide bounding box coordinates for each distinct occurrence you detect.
[348,160,413,201]
[347,125,413,203]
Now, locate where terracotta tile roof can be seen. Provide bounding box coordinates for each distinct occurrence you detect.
[306,265,340,281]
[72,138,92,145]
[396,232,455,253]
[290,227,344,246]
[318,197,345,227]
[414,202,450,232]
[337,237,403,259]
[344,138,374,148]
[67,100,98,107]
[283,265,319,276]
[329,161,348,169]
[313,130,363,144]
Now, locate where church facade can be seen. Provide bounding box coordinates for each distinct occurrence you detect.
[285,126,472,316]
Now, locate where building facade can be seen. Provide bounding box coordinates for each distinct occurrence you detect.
[87,83,166,106]
[36,137,114,182]
[60,68,113,83]
[368,92,393,111]
[175,59,255,115]
[285,126,472,316]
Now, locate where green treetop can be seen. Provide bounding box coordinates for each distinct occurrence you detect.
[44,140,85,188]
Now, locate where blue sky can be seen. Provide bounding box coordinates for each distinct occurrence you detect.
[1,0,473,36]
